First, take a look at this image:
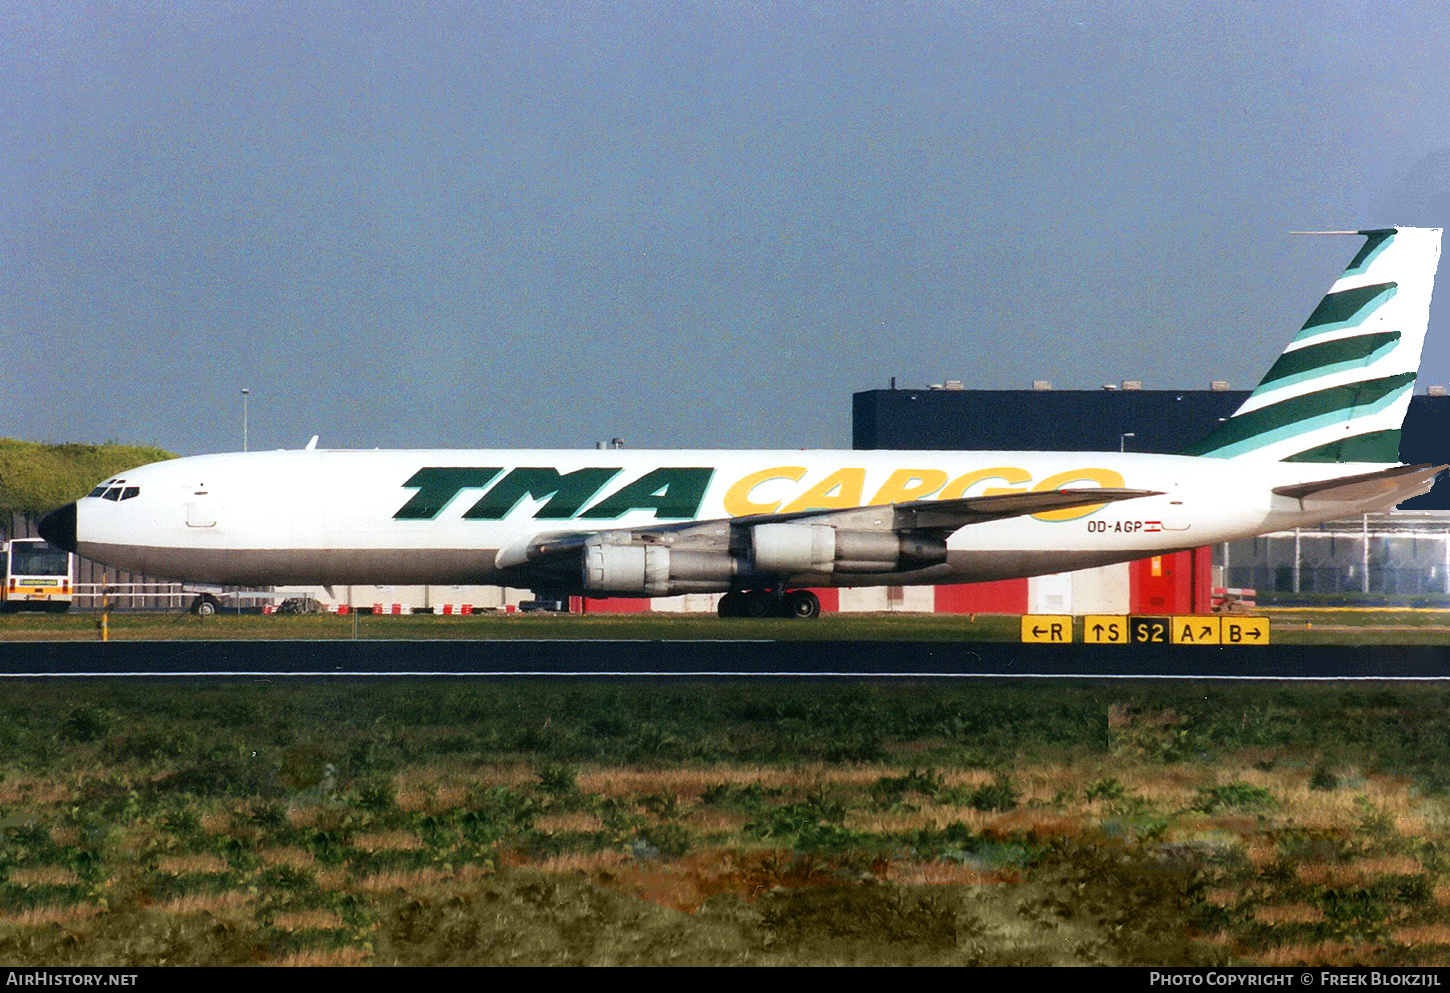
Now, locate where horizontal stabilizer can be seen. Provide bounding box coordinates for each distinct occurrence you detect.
[1272,463,1446,504]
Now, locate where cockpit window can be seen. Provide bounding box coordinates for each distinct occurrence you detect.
[89,478,128,499]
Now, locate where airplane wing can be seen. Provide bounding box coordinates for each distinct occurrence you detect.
[495,487,1162,573]
[730,486,1163,531]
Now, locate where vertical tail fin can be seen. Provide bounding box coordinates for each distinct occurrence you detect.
[1183,227,1442,462]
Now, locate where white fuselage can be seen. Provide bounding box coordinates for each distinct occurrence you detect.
[70,448,1403,591]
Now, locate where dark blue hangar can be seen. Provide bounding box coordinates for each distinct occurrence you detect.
[853,384,1450,511]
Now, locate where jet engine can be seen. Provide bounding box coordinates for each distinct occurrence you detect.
[581,540,736,596]
[750,523,946,574]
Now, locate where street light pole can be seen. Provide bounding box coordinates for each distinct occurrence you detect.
[1120,431,1135,453]
[241,388,250,452]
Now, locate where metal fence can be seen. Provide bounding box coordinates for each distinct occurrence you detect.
[1221,513,1450,595]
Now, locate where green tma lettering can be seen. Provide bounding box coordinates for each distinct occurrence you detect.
[394,468,502,519]
[579,467,715,520]
[395,465,716,521]
[463,467,622,520]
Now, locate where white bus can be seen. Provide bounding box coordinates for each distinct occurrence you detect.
[2,537,75,613]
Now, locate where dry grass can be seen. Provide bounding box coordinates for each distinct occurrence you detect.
[258,846,317,869]
[271,947,370,967]
[1199,815,1263,835]
[1250,941,1373,966]
[388,769,474,812]
[883,860,1017,886]
[532,850,631,875]
[314,868,351,891]
[984,809,1090,840]
[1276,783,1419,831]
[152,890,254,916]
[0,903,100,927]
[353,865,489,894]
[682,808,750,834]
[1109,703,1185,730]
[6,865,78,886]
[0,778,73,806]
[595,864,717,912]
[1351,854,1422,877]
[155,852,229,874]
[271,908,345,931]
[1243,839,1281,870]
[1253,903,1325,925]
[8,689,1450,967]
[287,806,323,828]
[1391,924,1450,946]
[575,764,1003,800]
[1298,855,1422,887]
[533,811,605,833]
[351,831,423,852]
[49,825,82,847]
[1131,765,1212,805]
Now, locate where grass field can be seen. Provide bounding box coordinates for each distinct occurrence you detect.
[4,607,1450,644]
[6,677,1450,964]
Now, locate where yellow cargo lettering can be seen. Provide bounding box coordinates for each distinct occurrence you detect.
[783,468,868,513]
[939,467,1032,500]
[723,467,808,516]
[869,469,949,505]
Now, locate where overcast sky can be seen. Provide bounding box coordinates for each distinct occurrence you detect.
[5,1,1450,455]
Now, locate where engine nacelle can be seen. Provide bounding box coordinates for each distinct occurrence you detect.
[751,524,947,574]
[751,523,836,573]
[581,540,736,596]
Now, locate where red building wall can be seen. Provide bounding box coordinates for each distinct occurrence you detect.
[933,579,1030,614]
[1128,547,1214,614]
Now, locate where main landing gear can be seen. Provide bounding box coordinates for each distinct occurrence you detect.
[717,589,821,620]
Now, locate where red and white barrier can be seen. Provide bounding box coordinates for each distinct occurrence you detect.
[1212,587,1257,609]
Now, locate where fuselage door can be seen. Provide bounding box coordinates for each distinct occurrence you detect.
[185,489,217,528]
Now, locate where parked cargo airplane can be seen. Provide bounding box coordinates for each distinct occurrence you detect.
[39,228,1448,618]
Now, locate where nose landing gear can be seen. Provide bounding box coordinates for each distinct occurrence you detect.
[717,588,821,619]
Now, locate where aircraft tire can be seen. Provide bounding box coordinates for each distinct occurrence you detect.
[717,592,744,618]
[783,589,821,619]
[743,591,778,618]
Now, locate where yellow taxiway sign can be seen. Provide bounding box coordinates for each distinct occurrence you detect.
[1021,615,1073,643]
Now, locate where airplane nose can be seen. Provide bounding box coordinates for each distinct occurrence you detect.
[38,502,77,552]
